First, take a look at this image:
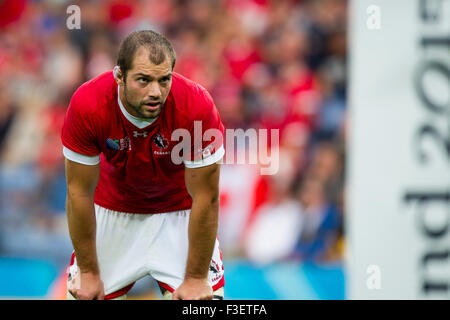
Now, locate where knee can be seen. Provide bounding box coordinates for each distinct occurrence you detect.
[162,287,224,300]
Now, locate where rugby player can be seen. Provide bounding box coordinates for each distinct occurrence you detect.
[62,30,225,300]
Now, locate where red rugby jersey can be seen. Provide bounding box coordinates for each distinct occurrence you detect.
[61,71,225,214]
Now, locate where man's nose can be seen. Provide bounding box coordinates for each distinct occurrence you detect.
[147,81,161,99]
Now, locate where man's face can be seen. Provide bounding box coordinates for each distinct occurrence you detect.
[121,47,173,120]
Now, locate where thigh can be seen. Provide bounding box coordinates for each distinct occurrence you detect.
[148,210,225,296]
[67,205,163,298]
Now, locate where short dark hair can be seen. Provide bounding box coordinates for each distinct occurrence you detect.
[117,30,176,79]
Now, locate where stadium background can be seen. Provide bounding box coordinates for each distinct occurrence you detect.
[0,0,347,299]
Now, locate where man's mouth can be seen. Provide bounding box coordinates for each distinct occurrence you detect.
[143,102,161,111]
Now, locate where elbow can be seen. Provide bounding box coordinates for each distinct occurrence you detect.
[209,190,220,211]
[66,184,95,201]
[192,189,220,212]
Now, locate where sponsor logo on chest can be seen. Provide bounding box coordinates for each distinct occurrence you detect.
[106,136,131,151]
[105,131,171,156]
[133,131,148,138]
[152,132,170,155]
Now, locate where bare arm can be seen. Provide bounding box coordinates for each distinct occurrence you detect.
[65,158,104,299]
[172,162,221,300]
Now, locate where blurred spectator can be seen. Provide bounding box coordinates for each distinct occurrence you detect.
[293,173,341,261]
[0,81,16,154]
[243,149,304,266]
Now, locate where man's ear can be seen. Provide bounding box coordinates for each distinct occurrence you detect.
[114,66,124,86]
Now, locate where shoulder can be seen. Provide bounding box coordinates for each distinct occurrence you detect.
[170,72,215,118]
[69,71,116,116]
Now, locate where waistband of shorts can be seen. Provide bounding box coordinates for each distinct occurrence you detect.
[94,202,191,216]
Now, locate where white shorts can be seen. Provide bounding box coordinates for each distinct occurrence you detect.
[67,204,225,299]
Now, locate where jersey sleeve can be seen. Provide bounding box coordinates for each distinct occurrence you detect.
[61,87,101,165]
[184,87,225,168]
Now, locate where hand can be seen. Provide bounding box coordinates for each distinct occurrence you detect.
[172,277,213,300]
[68,270,105,300]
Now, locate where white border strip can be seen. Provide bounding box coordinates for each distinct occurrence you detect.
[184,145,225,168]
[63,146,100,165]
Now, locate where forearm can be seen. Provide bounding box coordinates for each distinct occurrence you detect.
[185,194,219,279]
[67,192,99,274]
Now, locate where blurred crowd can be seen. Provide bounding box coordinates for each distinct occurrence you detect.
[0,0,347,275]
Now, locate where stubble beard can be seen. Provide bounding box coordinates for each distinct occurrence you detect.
[123,84,162,120]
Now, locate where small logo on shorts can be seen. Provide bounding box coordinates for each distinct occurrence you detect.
[210,260,222,283]
[209,260,220,274]
[67,265,81,290]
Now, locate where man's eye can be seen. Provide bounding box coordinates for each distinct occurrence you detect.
[138,78,148,83]
[159,78,170,83]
